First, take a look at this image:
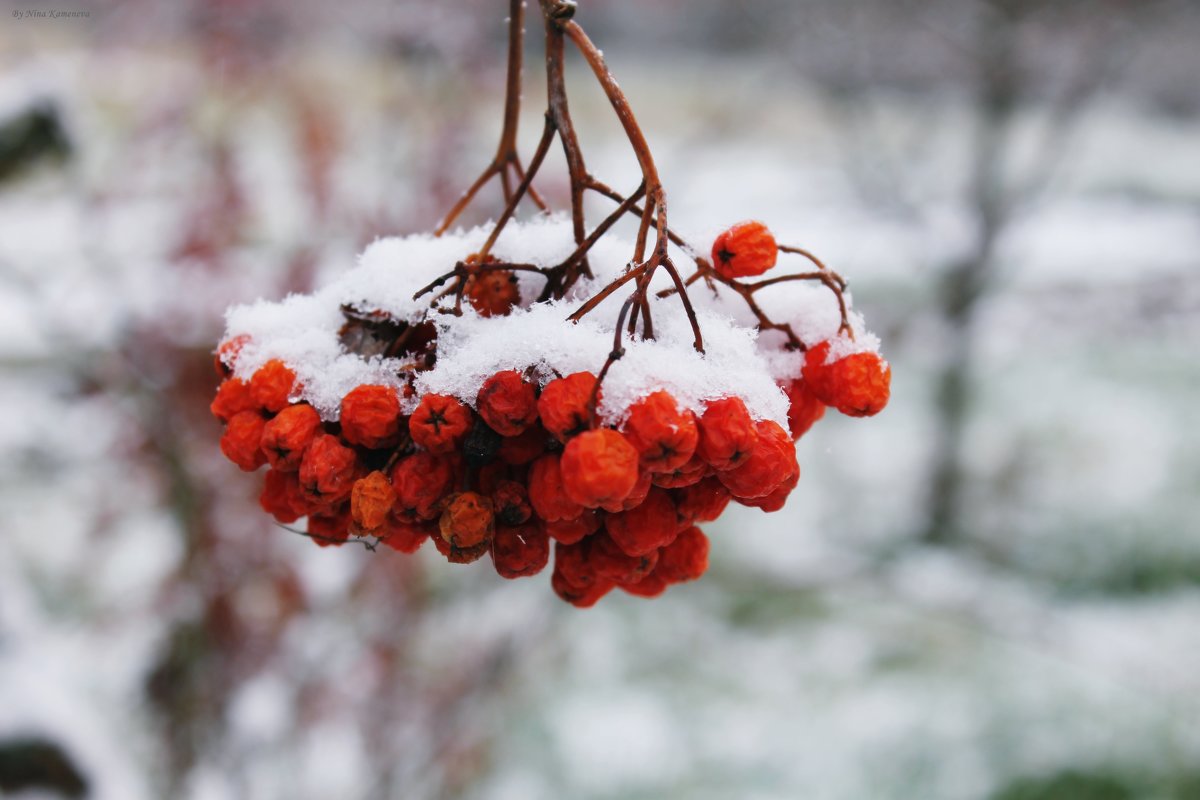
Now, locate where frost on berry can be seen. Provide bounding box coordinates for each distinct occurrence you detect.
[711,220,778,279]
[696,397,758,471]
[410,393,472,454]
[439,491,495,549]
[261,403,322,471]
[390,452,456,521]
[299,433,360,507]
[476,370,538,436]
[340,384,404,449]
[492,523,549,579]
[802,340,891,418]
[350,470,396,534]
[606,486,679,557]
[560,428,640,509]
[211,378,257,422]
[782,378,826,440]
[214,333,250,377]
[537,372,598,442]
[527,453,584,523]
[718,420,798,501]
[220,410,268,471]
[656,525,709,583]
[622,391,698,473]
[465,268,521,317]
[250,359,298,413]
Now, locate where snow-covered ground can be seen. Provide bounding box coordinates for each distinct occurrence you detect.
[1,19,1198,800]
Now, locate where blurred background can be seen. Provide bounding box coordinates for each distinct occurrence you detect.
[2,0,1199,797]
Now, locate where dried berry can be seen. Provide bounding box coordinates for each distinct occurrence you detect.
[476,370,538,436]
[622,391,698,473]
[553,539,597,589]
[260,403,322,471]
[410,393,472,454]
[560,428,639,509]
[537,372,598,442]
[492,523,549,579]
[551,566,614,608]
[220,410,268,471]
[656,525,709,583]
[782,378,826,439]
[492,480,532,526]
[527,453,584,523]
[308,506,352,548]
[432,532,491,564]
[738,463,799,512]
[340,384,404,449]
[210,378,256,422]
[802,340,891,418]
[542,509,600,545]
[380,516,432,554]
[250,359,297,413]
[717,420,797,501]
[390,451,457,521]
[603,468,652,513]
[299,433,360,507]
[214,333,250,377]
[439,491,495,549]
[589,531,659,585]
[465,268,521,317]
[260,468,304,523]
[621,570,669,598]
[497,423,550,465]
[350,470,396,534]
[651,452,710,489]
[673,475,731,525]
[711,220,777,279]
[606,487,679,557]
[696,396,758,471]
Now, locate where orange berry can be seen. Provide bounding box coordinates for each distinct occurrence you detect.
[782,378,826,439]
[308,506,352,548]
[410,393,472,454]
[431,531,491,564]
[542,509,600,545]
[497,423,550,465]
[299,433,359,507]
[711,220,777,279]
[379,516,432,554]
[672,475,731,526]
[622,391,698,473]
[259,468,305,523]
[465,268,521,317]
[492,522,550,579]
[802,341,891,418]
[606,487,679,557]
[528,453,585,523]
[537,372,598,442]
[651,452,710,489]
[210,378,256,422]
[476,370,538,436]
[439,491,495,549]
[250,359,297,413]
[390,452,456,521]
[621,570,670,598]
[340,384,404,449]
[260,403,322,471]
[696,397,758,471]
[214,333,250,377]
[717,420,798,501]
[350,470,396,534]
[656,525,709,583]
[588,530,659,586]
[220,410,268,471]
[560,428,640,509]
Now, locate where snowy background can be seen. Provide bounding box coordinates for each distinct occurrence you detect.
[2,0,1199,798]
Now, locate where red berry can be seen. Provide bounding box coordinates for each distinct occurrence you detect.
[299,433,359,507]
[606,487,679,557]
[390,452,457,521]
[492,523,550,579]
[560,428,640,509]
[492,480,532,526]
[588,530,659,586]
[528,453,585,523]
[431,531,490,564]
[439,491,495,549]
[696,397,758,471]
[542,510,601,545]
[340,384,404,449]
[782,378,826,439]
[308,506,352,548]
[465,268,521,317]
[717,420,797,501]
[350,470,396,534]
[656,525,709,583]
[476,370,538,436]
[497,423,550,465]
[214,333,250,377]
[250,359,297,413]
[651,452,710,489]
[210,378,256,422]
[621,570,670,598]
[711,220,777,279]
[379,516,432,554]
[259,468,305,523]
[622,391,699,473]
[672,476,731,525]
[738,463,799,512]
[551,567,613,608]
[602,468,652,513]
[537,372,598,442]
[410,393,472,454]
[220,410,268,471]
[802,341,891,417]
[260,403,322,471]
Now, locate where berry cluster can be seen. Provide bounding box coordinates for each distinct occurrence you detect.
[213,220,890,608]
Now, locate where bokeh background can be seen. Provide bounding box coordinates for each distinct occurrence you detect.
[2,1,1199,798]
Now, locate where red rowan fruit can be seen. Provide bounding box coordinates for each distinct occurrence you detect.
[492,480,532,526]
[390,452,457,521]
[696,397,758,471]
[553,540,597,589]
[542,509,600,545]
[350,470,396,534]
[476,370,538,436]
[379,516,432,554]
[340,384,404,449]
[250,359,297,413]
[711,220,777,279]
[551,567,613,608]
[432,531,490,564]
[299,433,359,506]
[497,423,550,465]
[602,468,652,513]
[492,523,550,579]
[622,391,699,473]
[802,340,891,418]
[657,525,709,583]
[606,487,679,557]
[783,378,826,439]
[439,491,495,549]
[673,476,731,526]
[621,570,669,598]
[309,506,351,548]
[717,420,797,500]
[738,463,799,512]
[260,468,304,523]
[410,393,472,454]
[260,403,322,471]
[651,452,710,489]
[527,453,585,523]
[465,268,521,317]
[220,410,268,471]
[560,428,640,509]
[214,333,250,377]
[589,530,659,586]
[537,372,598,441]
[210,378,256,422]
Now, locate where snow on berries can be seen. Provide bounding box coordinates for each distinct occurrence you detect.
[210,215,890,608]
